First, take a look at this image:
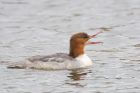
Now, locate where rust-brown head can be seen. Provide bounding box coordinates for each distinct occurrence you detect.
[69,31,103,58]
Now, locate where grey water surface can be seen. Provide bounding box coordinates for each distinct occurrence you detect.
[0,0,140,93]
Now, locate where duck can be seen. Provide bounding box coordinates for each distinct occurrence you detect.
[7,32,103,70]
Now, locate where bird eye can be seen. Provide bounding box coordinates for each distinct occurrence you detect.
[82,36,87,38]
[82,35,89,38]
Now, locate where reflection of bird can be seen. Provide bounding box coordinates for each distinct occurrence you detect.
[68,70,89,81]
[66,69,92,87]
[8,32,102,70]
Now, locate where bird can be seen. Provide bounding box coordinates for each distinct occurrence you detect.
[7,31,103,70]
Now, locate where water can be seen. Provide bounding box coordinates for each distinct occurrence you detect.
[0,0,140,93]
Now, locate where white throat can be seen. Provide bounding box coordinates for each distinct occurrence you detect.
[75,54,93,67]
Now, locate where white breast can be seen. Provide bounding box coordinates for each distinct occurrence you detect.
[75,54,93,67]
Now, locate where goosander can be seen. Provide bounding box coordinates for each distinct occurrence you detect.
[7,32,102,70]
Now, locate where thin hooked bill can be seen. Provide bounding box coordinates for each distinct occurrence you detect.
[86,31,103,45]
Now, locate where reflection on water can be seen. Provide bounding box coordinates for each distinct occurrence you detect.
[65,69,92,88]
[67,69,91,81]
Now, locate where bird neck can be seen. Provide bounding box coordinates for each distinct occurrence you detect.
[69,42,85,58]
